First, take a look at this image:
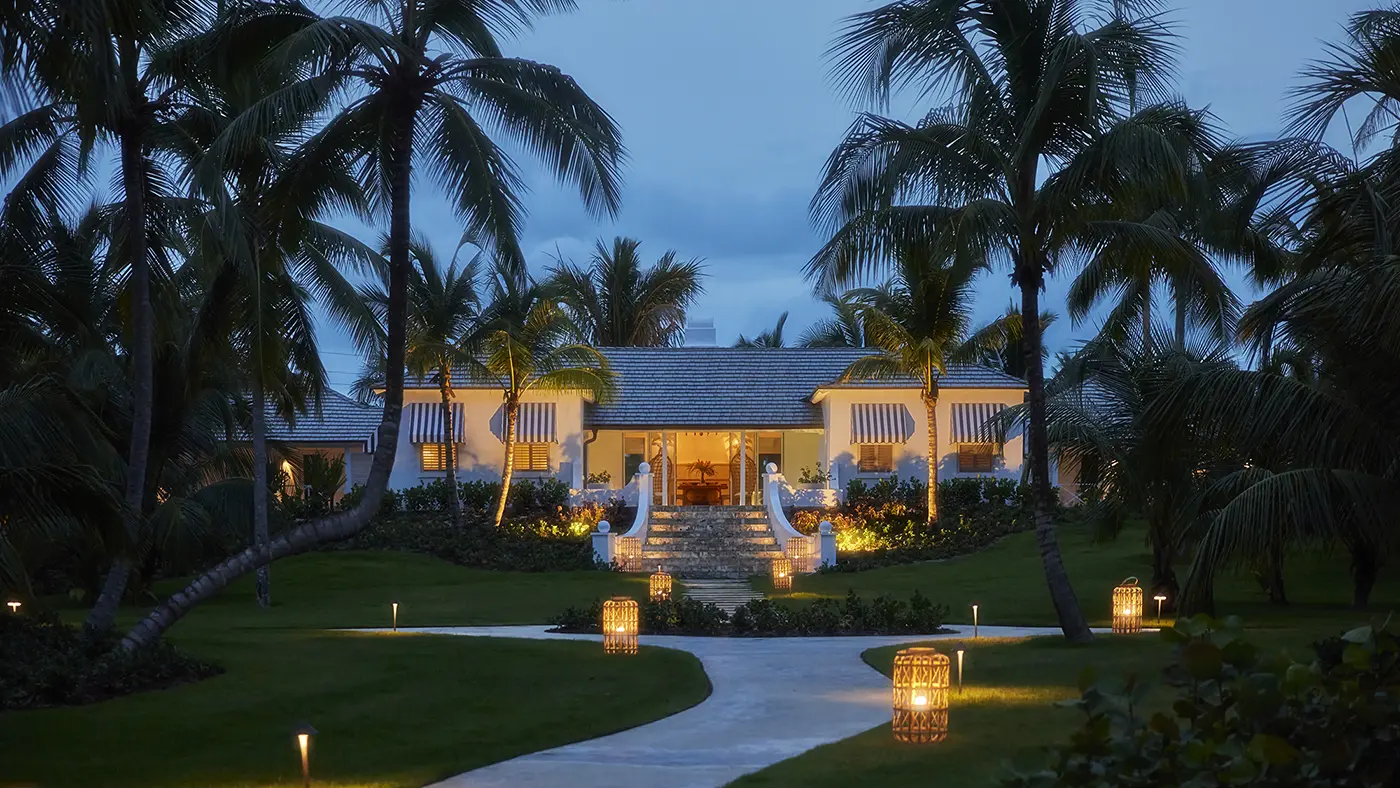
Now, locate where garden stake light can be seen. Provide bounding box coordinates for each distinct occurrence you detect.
[6,600,19,614]
[891,648,950,743]
[392,601,398,632]
[956,647,965,695]
[1154,594,1168,626]
[293,722,316,788]
[972,604,979,638]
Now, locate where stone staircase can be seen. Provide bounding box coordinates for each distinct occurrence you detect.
[641,505,785,579]
[679,579,763,613]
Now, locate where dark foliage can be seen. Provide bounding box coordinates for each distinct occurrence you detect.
[0,610,221,710]
[1005,616,1400,787]
[336,512,602,572]
[342,478,572,518]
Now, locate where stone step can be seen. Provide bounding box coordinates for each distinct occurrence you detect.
[647,522,772,533]
[679,579,763,611]
[645,535,776,545]
[653,505,763,513]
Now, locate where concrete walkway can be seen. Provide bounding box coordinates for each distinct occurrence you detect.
[389,624,1086,788]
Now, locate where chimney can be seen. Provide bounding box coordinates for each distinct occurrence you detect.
[683,317,717,347]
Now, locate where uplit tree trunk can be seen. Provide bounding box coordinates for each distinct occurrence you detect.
[251,371,271,607]
[493,398,519,526]
[922,391,939,525]
[439,368,461,525]
[1019,242,1093,643]
[87,119,152,634]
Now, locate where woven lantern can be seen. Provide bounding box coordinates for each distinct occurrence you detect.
[771,556,793,590]
[649,569,672,602]
[616,536,641,572]
[602,597,639,654]
[1112,577,1144,634]
[786,537,813,573]
[892,647,950,743]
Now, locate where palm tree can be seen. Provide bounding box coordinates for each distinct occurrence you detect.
[1,0,214,633]
[966,301,1058,380]
[547,237,705,347]
[470,263,614,526]
[362,237,482,524]
[834,244,1018,525]
[119,0,623,650]
[798,292,872,348]
[810,0,1209,641]
[735,312,789,348]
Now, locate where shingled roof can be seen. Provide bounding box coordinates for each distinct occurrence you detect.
[411,347,1022,430]
[261,389,383,449]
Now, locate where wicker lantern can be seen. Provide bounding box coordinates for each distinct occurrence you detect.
[786,537,813,573]
[649,570,672,602]
[1112,577,1144,634]
[616,536,641,572]
[602,597,639,654]
[892,647,950,743]
[771,556,793,590]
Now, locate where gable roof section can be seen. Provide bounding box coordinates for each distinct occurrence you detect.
[262,389,383,448]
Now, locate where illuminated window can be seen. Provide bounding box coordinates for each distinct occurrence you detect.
[757,432,783,473]
[857,444,893,473]
[513,443,550,472]
[420,444,451,472]
[957,443,996,473]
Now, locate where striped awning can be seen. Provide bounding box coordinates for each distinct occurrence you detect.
[951,402,1005,443]
[405,402,466,444]
[494,402,558,444]
[850,403,913,444]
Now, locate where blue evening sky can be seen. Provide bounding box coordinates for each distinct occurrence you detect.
[308,0,1371,393]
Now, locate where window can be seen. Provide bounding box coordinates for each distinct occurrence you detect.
[757,433,782,473]
[623,434,647,480]
[420,444,451,472]
[857,444,893,473]
[958,443,996,473]
[513,443,550,472]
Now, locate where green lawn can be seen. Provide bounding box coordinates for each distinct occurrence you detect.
[2,552,710,788]
[739,523,1399,787]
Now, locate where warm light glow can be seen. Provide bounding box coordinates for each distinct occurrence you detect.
[892,648,950,743]
[1153,594,1168,602]
[391,601,398,632]
[616,537,642,572]
[292,723,316,788]
[771,557,793,591]
[602,597,639,655]
[1112,578,1144,634]
[297,733,309,754]
[971,604,979,638]
[5,601,19,614]
[956,649,965,694]
[649,570,672,602]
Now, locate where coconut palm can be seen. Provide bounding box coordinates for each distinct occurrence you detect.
[798,292,872,348]
[966,301,1058,379]
[120,0,623,650]
[1,0,215,633]
[547,237,706,347]
[835,244,1021,525]
[811,0,1214,641]
[735,312,790,348]
[469,263,614,526]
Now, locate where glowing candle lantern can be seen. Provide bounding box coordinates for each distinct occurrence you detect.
[1153,594,1168,625]
[293,722,317,788]
[771,556,793,591]
[616,537,642,572]
[5,600,19,614]
[1113,577,1144,634]
[649,570,672,602]
[602,597,639,654]
[891,647,950,743]
[786,537,813,573]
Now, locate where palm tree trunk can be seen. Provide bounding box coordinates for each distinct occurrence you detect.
[87,124,152,633]
[493,399,519,527]
[1265,541,1288,605]
[1020,261,1093,643]
[440,372,461,525]
[1349,538,1377,610]
[923,392,939,525]
[251,371,271,607]
[1149,513,1178,610]
[116,100,419,650]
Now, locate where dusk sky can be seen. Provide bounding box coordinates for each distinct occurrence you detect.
[318,0,1369,392]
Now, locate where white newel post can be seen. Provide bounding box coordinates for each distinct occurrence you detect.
[818,520,837,568]
[592,520,616,565]
[620,463,653,542]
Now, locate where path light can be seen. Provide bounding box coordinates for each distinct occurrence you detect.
[5,600,19,614]
[293,722,316,788]
[771,557,793,591]
[391,601,398,632]
[649,569,672,602]
[1112,577,1144,634]
[602,597,639,655]
[971,604,979,639]
[892,648,950,743]
[956,647,965,695]
[1153,594,1168,626]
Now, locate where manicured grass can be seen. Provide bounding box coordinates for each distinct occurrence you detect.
[739,522,1399,786]
[4,552,709,787]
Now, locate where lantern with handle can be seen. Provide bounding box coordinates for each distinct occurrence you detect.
[1112,577,1144,634]
[649,570,672,602]
[602,597,639,654]
[771,556,793,591]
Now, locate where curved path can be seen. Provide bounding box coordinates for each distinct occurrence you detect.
[388,625,1090,788]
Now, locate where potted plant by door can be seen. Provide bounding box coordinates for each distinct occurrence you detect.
[796,465,829,491]
[585,470,611,490]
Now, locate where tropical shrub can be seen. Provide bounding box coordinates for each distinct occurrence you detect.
[1004,616,1400,787]
[0,610,221,710]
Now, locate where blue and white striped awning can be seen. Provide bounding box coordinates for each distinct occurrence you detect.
[850,403,913,444]
[405,402,465,444]
[494,402,558,444]
[951,402,1005,443]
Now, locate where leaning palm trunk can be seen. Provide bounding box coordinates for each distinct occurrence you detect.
[923,392,939,525]
[439,369,461,525]
[118,108,419,650]
[493,399,519,526]
[87,127,154,633]
[251,373,271,607]
[1020,270,1093,643]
